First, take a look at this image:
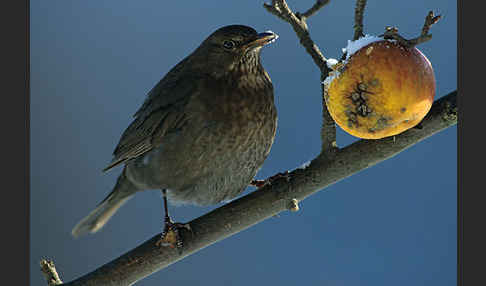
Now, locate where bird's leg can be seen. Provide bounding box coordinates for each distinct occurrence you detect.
[155,189,191,250]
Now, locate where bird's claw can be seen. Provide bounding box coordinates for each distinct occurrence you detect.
[155,218,191,250]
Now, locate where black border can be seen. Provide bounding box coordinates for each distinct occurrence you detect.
[2,0,29,285]
[459,1,483,286]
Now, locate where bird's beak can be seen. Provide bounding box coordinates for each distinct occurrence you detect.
[245,31,279,49]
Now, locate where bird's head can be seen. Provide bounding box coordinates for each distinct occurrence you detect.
[191,25,278,76]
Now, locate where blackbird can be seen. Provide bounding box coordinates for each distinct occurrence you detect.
[72,25,279,245]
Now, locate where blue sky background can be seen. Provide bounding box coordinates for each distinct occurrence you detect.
[30,1,456,285]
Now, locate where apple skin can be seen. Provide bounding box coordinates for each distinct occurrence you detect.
[324,40,435,139]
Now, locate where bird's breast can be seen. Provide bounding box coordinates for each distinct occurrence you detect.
[201,74,275,140]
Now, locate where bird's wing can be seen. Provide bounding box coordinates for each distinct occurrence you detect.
[103,60,198,172]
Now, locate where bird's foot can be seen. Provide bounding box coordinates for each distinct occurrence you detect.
[250,171,290,188]
[155,218,191,250]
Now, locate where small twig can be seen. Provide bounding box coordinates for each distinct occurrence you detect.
[263,2,287,21]
[40,259,63,286]
[264,0,328,72]
[421,11,441,37]
[353,0,367,40]
[382,11,441,47]
[299,0,330,19]
[382,26,412,46]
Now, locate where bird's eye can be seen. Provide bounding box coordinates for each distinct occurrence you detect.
[223,40,236,49]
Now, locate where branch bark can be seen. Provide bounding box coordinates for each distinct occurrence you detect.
[263,0,329,73]
[40,259,63,286]
[353,0,367,40]
[55,91,457,286]
[299,0,330,19]
[382,11,441,47]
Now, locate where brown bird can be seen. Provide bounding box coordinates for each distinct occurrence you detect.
[71,25,279,246]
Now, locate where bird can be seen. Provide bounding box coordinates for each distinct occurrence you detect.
[71,25,279,247]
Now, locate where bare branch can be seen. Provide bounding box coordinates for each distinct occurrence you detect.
[299,0,330,19]
[262,3,287,21]
[353,0,367,40]
[382,11,441,47]
[57,91,457,286]
[319,82,338,159]
[421,11,441,37]
[40,259,63,286]
[264,0,329,73]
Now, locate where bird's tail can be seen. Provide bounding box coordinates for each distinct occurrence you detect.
[71,168,138,238]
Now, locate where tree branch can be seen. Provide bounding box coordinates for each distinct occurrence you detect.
[421,11,441,38]
[264,0,337,157]
[40,259,63,286]
[51,91,457,286]
[382,11,441,47]
[353,0,367,40]
[299,0,330,19]
[319,80,338,159]
[263,0,329,73]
